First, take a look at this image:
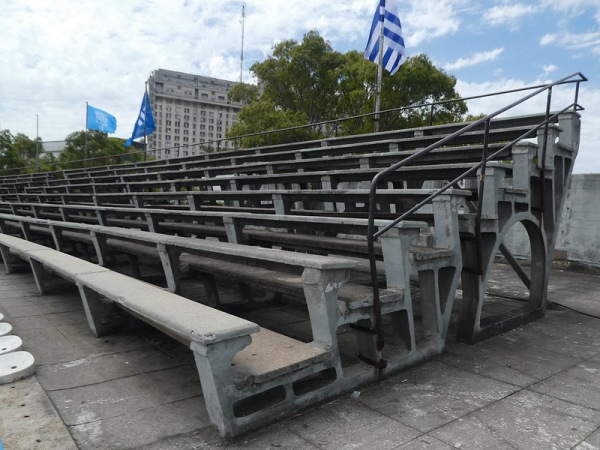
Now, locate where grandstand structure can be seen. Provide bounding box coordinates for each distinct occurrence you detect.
[0,73,586,438]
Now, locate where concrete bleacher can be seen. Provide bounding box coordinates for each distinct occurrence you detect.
[0,98,582,438]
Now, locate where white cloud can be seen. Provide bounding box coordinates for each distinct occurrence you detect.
[444,48,504,71]
[405,0,462,47]
[541,64,558,78]
[0,0,376,141]
[456,77,598,174]
[539,30,600,55]
[540,34,557,46]
[483,3,537,26]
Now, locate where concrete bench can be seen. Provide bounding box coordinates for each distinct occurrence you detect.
[0,232,356,438]
[0,207,462,378]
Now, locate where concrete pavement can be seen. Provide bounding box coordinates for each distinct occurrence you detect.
[0,264,598,449]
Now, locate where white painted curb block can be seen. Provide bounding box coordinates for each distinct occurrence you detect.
[0,322,12,337]
[0,336,23,355]
[0,351,35,384]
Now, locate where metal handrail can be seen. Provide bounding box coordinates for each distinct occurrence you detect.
[365,72,587,354]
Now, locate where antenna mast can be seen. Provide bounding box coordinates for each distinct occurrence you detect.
[240,2,245,83]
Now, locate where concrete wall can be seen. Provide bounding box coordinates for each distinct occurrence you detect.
[504,174,600,268]
[555,174,600,267]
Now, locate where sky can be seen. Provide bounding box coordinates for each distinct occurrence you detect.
[0,0,598,173]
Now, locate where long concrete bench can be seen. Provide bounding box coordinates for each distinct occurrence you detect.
[0,205,462,379]
[20,116,549,192]
[25,158,512,198]
[0,232,373,438]
[31,127,535,189]
[6,188,473,219]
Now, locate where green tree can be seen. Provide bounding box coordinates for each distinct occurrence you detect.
[251,30,344,125]
[377,54,467,130]
[0,130,51,175]
[228,30,469,145]
[58,130,143,169]
[334,50,379,135]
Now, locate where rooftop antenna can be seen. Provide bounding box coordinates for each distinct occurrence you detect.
[240,2,245,83]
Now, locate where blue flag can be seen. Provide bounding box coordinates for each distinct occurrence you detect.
[125,91,156,147]
[364,0,406,75]
[87,104,117,133]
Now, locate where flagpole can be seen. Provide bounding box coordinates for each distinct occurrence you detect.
[84,102,88,168]
[144,83,148,162]
[36,114,40,172]
[374,0,385,133]
[240,2,245,83]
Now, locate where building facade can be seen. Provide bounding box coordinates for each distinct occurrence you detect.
[147,69,243,160]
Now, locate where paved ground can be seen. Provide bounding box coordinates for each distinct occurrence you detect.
[0,263,599,450]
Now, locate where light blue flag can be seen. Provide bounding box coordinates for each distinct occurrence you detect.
[364,0,406,75]
[125,91,156,147]
[86,104,117,133]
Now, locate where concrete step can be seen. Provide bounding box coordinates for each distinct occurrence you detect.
[231,328,330,387]
[0,351,35,384]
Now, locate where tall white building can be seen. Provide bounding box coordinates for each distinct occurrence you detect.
[147,69,243,160]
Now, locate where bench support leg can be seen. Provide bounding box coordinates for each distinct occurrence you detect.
[29,259,51,295]
[0,244,16,274]
[157,244,182,293]
[302,267,348,348]
[76,283,128,337]
[190,335,253,439]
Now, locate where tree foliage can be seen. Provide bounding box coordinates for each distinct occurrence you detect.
[0,130,55,175]
[58,130,144,169]
[228,30,469,146]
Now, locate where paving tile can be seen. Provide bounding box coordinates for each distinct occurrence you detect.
[56,322,161,357]
[37,346,185,391]
[0,376,78,449]
[441,335,582,387]
[37,357,106,390]
[287,398,421,449]
[69,396,210,450]
[48,365,202,426]
[0,292,77,308]
[129,427,222,450]
[45,309,88,326]
[492,310,600,360]
[576,426,600,449]
[356,360,519,433]
[430,389,600,450]
[6,298,82,318]
[395,435,455,449]
[217,424,319,450]
[529,357,600,412]
[16,326,86,365]
[9,314,52,331]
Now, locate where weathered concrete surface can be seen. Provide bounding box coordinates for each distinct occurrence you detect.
[506,173,600,269]
[0,376,78,450]
[557,173,600,267]
[0,266,598,449]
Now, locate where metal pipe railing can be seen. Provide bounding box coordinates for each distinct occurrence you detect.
[365,72,587,354]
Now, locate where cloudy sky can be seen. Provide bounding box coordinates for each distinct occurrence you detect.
[1,0,598,172]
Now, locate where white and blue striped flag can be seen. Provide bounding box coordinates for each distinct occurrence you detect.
[364,0,406,75]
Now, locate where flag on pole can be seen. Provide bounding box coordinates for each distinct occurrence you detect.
[364,0,406,75]
[86,104,117,133]
[125,91,156,147]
